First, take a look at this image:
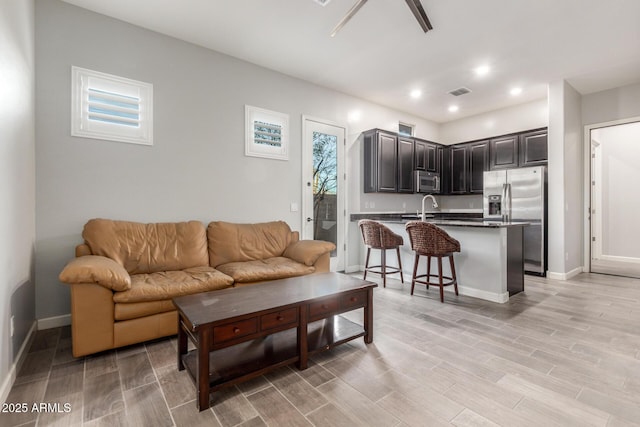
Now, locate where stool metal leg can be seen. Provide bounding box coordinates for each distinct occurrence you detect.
[426,255,431,289]
[396,247,404,283]
[411,254,419,295]
[438,256,444,302]
[363,247,371,281]
[381,249,387,288]
[450,255,459,296]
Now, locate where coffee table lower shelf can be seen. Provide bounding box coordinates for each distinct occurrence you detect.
[181,315,363,393]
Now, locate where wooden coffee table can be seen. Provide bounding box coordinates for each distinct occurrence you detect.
[173,272,377,411]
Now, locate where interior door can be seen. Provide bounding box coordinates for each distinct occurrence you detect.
[590,121,640,278]
[302,117,346,272]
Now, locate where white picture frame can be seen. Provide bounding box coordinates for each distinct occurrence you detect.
[245,105,289,160]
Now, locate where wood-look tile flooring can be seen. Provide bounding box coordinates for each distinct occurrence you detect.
[2,272,640,426]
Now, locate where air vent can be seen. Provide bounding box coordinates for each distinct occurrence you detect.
[312,0,332,6]
[448,87,472,96]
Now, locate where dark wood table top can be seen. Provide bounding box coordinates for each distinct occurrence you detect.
[173,272,377,330]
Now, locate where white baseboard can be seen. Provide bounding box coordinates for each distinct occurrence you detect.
[547,266,584,281]
[458,286,510,304]
[37,314,71,330]
[344,264,363,274]
[1,321,36,405]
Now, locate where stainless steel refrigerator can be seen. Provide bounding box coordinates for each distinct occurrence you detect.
[483,166,547,275]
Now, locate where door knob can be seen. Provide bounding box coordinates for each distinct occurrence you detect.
[306,217,313,222]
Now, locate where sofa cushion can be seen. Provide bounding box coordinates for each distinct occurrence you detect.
[59,255,131,291]
[208,221,293,268]
[83,219,209,275]
[113,266,233,303]
[216,257,315,283]
[283,240,336,266]
[114,300,176,321]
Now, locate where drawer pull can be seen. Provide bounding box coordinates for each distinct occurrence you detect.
[322,304,328,309]
[276,315,284,321]
[350,297,358,302]
[233,327,240,334]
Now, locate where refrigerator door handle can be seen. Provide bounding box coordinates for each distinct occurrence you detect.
[501,183,512,222]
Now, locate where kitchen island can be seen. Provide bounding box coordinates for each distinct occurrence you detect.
[351,213,528,303]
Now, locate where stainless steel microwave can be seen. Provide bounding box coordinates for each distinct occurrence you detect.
[415,171,441,193]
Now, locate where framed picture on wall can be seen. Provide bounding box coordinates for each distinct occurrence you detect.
[245,105,289,160]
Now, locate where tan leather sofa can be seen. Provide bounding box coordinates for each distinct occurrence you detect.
[59,218,335,357]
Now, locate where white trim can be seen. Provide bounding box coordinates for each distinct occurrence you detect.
[345,264,363,274]
[584,116,640,274]
[71,66,153,146]
[457,286,510,304]
[301,115,348,271]
[547,266,584,281]
[1,321,36,405]
[37,314,71,330]
[245,105,289,160]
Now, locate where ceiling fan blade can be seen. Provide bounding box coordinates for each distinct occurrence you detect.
[330,0,368,37]
[404,0,433,32]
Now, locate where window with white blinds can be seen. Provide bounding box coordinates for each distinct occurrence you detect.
[71,66,153,145]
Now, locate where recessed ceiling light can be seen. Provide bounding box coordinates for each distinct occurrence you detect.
[474,65,490,76]
[347,110,362,122]
[410,89,422,99]
[448,105,459,113]
[510,87,523,96]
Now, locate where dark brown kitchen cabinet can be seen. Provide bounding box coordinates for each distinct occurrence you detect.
[397,136,415,193]
[363,130,397,193]
[468,140,489,193]
[414,138,439,173]
[449,145,468,194]
[446,140,488,194]
[519,129,548,166]
[489,134,519,170]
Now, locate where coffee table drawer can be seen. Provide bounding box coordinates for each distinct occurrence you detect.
[213,318,258,343]
[261,308,298,331]
[309,297,339,319]
[341,290,367,309]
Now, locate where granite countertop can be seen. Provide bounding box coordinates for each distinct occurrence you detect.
[350,212,529,228]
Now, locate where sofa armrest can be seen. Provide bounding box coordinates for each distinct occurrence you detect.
[283,240,336,267]
[59,255,131,291]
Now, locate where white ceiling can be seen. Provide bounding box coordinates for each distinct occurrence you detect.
[61,0,640,123]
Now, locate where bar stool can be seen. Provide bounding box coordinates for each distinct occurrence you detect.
[405,221,460,302]
[358,220,404,288]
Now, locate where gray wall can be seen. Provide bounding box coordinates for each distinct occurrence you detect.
[35,0,439,319]
[582,82,640,125]
[0,0,36,400]
[547,80,584,277]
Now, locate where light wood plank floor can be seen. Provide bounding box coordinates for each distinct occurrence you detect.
[2,272,640,426]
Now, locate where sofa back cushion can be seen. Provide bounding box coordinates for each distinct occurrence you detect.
[208,221,293,267]
[83,219,209,274]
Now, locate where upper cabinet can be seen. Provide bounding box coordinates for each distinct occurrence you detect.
[414,138,439,173]
[363,130,397,193]
[519,129,548,167]
[447,140,488,195]
[468,140,489,193]
[489,128,548,170]
[397,136,415,193]
[448,145,468,194]
[362,127,546,195]
[489,135,519,170]
[363,129,414,193]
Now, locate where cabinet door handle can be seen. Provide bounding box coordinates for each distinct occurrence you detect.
[233,327,240,334]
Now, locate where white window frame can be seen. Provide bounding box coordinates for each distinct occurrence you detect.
[398,122,415,137]
[71,66,153,146]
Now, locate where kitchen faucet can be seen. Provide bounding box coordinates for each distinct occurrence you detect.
[421,194,439,221]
